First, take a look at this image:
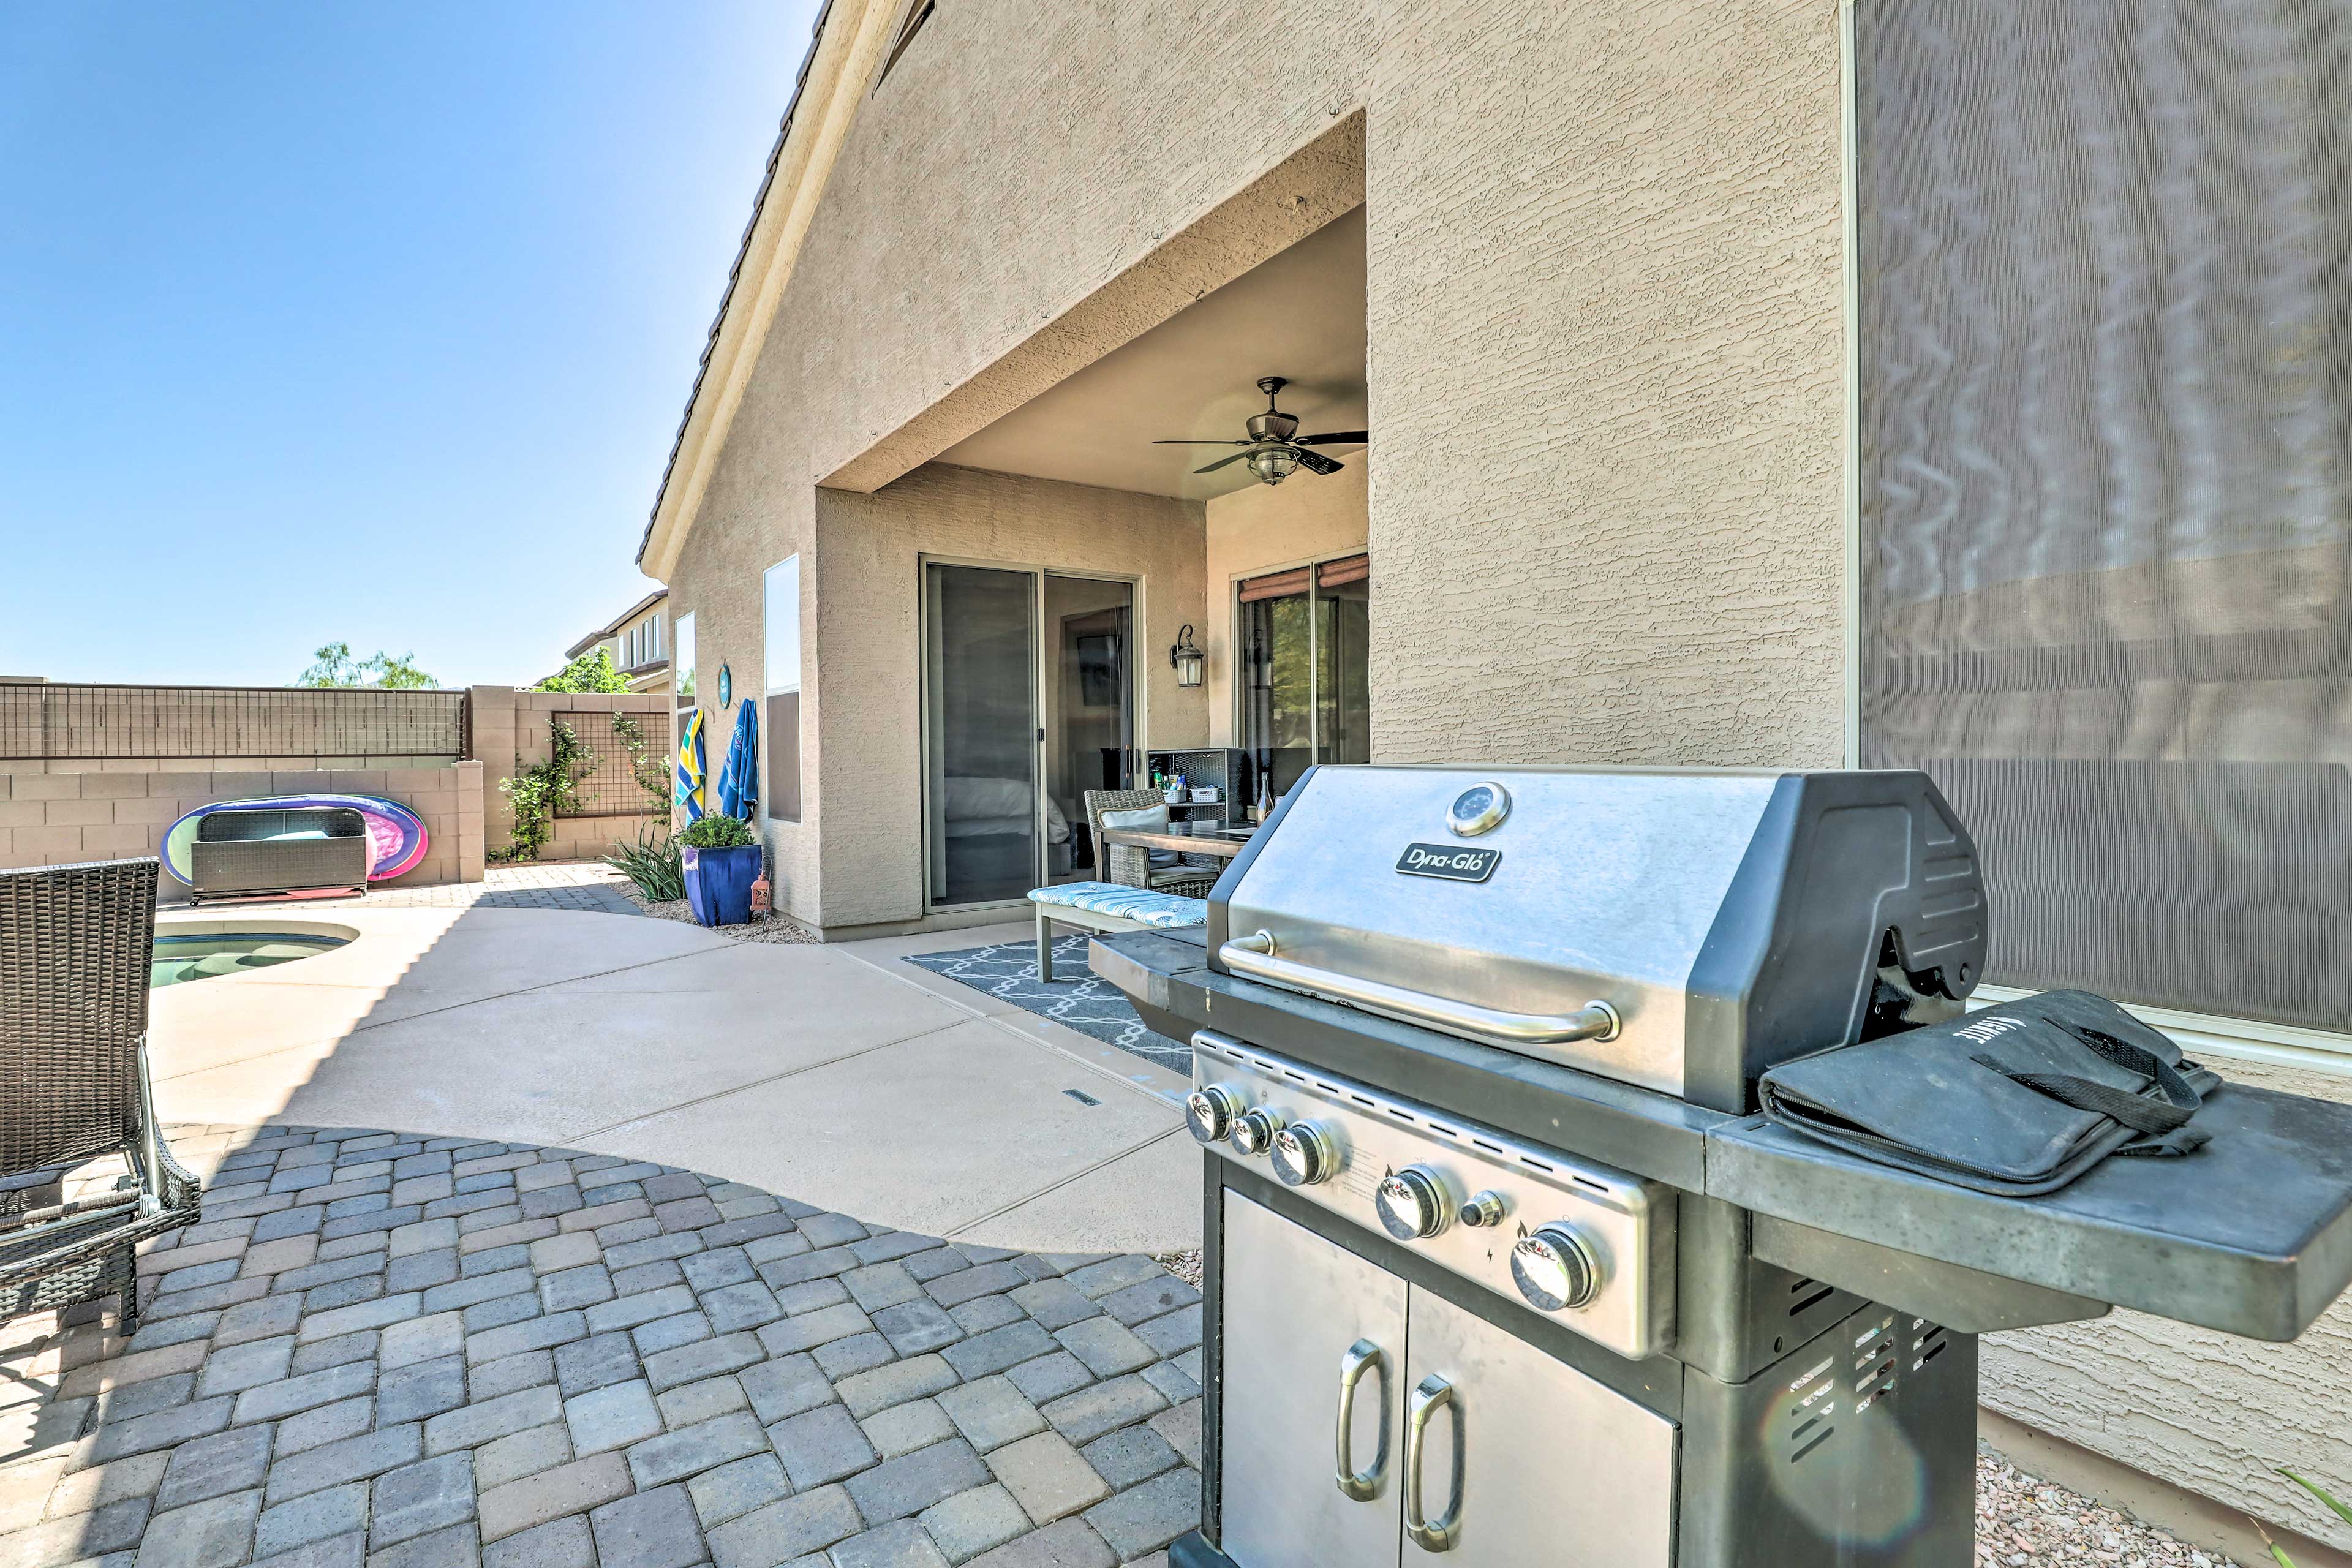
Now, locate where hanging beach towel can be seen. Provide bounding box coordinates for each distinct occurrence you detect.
[675,709,707,823]
[716,699,759,820]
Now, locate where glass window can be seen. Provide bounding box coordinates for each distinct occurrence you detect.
[1238,554,1369,799]
[1854,1,2352,1032]
[674,612,695,709]
[764,558,803,823]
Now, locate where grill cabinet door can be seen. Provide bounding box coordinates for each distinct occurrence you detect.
[1400,1286,1676,1567]
[1221,1191,1408,1568]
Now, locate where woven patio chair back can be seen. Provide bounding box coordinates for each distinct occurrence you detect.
[1082,790,1166,890]
[1081,790,1218,899]
[0,858,156,1175]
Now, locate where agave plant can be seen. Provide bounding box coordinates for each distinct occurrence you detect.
[605,826,685,903]
[2256,1470,2350,1566]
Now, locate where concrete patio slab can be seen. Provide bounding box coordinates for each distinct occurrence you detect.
[142,894,1201,1259]
[579,1020,1185,1246]
[957,1133,1203,1256]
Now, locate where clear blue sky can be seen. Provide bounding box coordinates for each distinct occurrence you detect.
[0,2,818,687]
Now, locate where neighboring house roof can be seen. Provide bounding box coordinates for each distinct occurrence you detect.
[566,588,670,660]
[635,0,907,582]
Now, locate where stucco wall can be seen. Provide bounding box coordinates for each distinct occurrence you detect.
[1361,1,1847,769]
[665,475,815,922]
[1202,465,1370,750]
[811,464,1206,930]
[655,0,2348,1539]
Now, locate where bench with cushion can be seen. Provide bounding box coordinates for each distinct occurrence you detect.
[1027,881,1205,981]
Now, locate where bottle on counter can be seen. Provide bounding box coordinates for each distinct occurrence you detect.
[1255,771,1273,824]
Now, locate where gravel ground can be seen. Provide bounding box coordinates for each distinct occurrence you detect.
[620,884,821,941]
[1155,1248,1204,1288]
[1977,1450,2246,1567]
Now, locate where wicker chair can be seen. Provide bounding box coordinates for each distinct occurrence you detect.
[1,858,201,1338]
[1082,790,1218,899]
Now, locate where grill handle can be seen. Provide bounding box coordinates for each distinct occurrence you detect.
[1219,933,1622,1049]
[1334,1338,1388,1502]
[1403,1373,1461,1553]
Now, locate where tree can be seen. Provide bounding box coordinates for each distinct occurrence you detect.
[535,646,631,695]
[299,643,440,689]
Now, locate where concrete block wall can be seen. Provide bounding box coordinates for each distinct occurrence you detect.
[470,685,670,861]
[0,762,485,903]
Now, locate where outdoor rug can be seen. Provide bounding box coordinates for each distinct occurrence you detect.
[905,933,1189,1073]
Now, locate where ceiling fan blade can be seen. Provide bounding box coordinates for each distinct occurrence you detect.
[1193,452,1254,474]
[1295,431,1368,447]
[1153,438,1247,446]
[1292,449,1343,476]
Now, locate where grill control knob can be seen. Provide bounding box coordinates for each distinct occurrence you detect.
[1376,1166,1451,1240]
[1185,1085,1245,1145]
[1229,1108,1287,1158]
[1511,1224,1600,1312]
[1459,1190,1507,1229]
[1271,1121,1341,1187]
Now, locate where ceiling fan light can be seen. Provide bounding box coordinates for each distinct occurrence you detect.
[1248,447,1299,485]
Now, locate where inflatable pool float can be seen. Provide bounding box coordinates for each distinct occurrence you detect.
[160,794,428,888]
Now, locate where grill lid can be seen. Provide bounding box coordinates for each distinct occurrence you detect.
[1208,766,1987,1112]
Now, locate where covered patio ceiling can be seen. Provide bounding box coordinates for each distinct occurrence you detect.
[938,205,1367,502]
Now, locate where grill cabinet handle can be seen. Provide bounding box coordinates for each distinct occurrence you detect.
[1403,1373,1461,1553]
[1219,934,1621,1049]
[1335,1338,1388,1502]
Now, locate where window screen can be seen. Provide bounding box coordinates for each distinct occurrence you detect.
[1854,1,2352,1031]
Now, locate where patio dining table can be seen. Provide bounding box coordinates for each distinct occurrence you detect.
[1099,825,1253,860]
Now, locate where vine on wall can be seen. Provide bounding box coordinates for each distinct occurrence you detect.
[494,718,590,864]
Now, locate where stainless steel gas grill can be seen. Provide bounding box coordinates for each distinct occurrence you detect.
[1091,765,2352,1568]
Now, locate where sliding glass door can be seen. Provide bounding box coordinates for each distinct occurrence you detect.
[1238,553,1370,799]
[922,563,1134,909]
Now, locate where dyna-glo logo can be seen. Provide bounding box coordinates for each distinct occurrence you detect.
[1395,843,1502,883]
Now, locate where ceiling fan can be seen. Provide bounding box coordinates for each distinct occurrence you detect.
[1153,376,1367,486]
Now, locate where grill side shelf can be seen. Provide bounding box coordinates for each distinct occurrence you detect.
[1704,1085,2352,1342]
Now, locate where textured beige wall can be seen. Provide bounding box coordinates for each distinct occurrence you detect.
[0,763,484,901]
[1202,465,1370,748]
[810,464,1206,930]
[1361,1,1847,768]
[665,477,813,921]
[655,0,2346,1537]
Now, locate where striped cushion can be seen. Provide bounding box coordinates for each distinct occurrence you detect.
[1027,881,1207,929]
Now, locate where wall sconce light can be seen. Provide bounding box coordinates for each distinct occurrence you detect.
[1169,624,1205,688]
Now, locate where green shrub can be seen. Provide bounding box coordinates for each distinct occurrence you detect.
[677,813,755,850]
[605,826,685,902]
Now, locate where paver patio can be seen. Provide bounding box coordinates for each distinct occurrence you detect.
[0,1125,1203,1568]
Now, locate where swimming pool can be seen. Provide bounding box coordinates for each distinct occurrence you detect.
[151,931,350,987]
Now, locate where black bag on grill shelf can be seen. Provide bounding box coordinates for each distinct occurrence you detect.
[1757,991,2220,1197]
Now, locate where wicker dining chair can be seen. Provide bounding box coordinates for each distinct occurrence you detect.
[1,858,201,1338]
[1082,790,1218,899]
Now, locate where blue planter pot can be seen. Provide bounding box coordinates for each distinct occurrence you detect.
[682,843,759,928]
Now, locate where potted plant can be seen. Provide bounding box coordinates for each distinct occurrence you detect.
[677,813,759,927]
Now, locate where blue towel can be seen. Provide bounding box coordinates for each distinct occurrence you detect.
[716,699,760,821]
